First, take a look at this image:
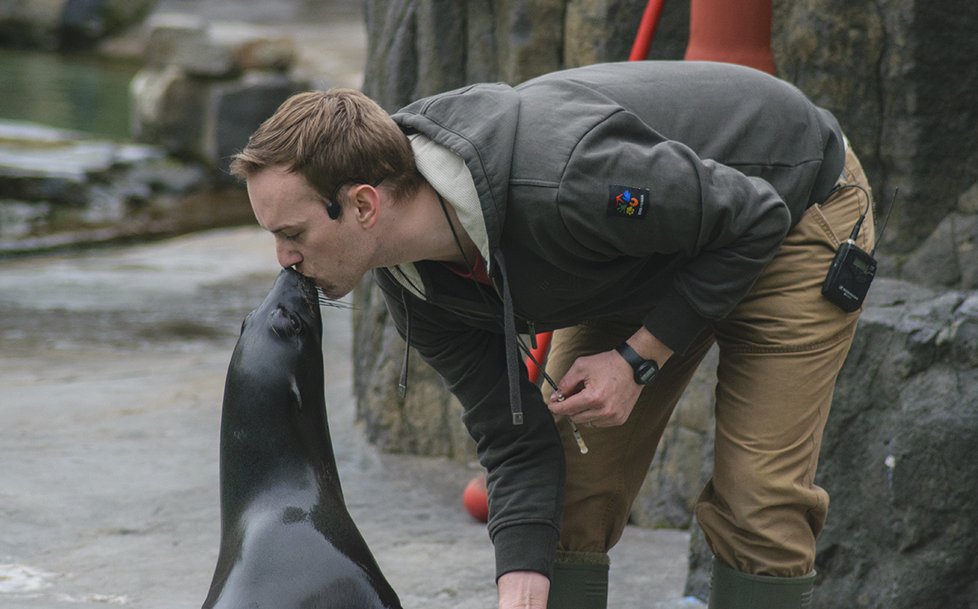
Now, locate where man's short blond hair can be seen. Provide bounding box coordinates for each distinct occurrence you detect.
[230,89,422,203]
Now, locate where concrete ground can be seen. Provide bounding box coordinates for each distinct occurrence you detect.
[2,2,705,607]
[0,227,704,609]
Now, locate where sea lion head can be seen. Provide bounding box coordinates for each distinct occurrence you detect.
[241,266,322,352]
[222,267,326,475]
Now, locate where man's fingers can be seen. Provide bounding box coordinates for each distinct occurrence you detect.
[552,369,584,400]
[548,390,589,417]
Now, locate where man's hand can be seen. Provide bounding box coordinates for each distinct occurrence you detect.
[548,327,673,428]
[547,349,642,427]
[498,571,549,609]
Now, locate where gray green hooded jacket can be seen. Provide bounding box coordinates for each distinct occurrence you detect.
[375,61,846,581]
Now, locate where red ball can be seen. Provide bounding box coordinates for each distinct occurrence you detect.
[462,475,489,523]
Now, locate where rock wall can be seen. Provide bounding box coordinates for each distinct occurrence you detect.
[354,0,978,449]
[349,3,978,601]
[0,5,308,253]
[360,0,978,263]
[771,0,978,267]
[361,0,689,111]
[0,4,319,177]
[814,281,978,607]
[0,1,321,253]
[683,280,978,607]
[354,0,690,459]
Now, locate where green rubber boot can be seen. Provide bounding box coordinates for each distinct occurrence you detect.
[546,551,609,609]
[708,558,816,609]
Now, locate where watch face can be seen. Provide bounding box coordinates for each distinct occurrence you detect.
[636,361,657,384]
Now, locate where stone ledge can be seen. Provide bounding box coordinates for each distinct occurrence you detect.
[0,119,252,256]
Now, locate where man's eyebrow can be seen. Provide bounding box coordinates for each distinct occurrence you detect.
[267,222,301,235]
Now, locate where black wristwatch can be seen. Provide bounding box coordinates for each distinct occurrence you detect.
[615,342,659,385]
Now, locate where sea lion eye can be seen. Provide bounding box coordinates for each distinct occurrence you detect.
[280,307,299,329]
[269,307,303,337]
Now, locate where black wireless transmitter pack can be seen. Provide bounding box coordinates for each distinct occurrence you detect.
[821,233,877,312]
[820,186,897,312]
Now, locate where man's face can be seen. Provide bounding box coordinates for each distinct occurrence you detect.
[248,166,371,299]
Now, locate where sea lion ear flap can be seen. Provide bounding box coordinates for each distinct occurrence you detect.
[289,376,303,410]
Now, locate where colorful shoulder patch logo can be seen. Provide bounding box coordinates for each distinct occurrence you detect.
[607,184,650,219]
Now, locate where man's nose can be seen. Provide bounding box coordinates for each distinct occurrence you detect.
[275,239,302,269]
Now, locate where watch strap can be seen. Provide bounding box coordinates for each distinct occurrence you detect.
[616,342,644,368]
[615,342,659,385]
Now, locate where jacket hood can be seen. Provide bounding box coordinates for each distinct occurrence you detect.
[392,83,520,253]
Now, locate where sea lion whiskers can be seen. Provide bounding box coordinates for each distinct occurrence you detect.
[316,288,356,310]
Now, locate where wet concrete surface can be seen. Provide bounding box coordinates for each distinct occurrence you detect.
[0,227,703,608]
[2,1,703,606]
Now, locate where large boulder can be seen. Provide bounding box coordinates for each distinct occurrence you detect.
[900,213,978,290]
[129,14,305,176]
[0,0,155,50]
[683,278,978,607]
[0,0,66,49]
[773,0,978,255]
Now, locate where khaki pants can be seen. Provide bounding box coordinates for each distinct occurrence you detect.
[544,145,874,577]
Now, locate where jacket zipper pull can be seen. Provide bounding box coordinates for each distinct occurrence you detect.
[529,322,538,350]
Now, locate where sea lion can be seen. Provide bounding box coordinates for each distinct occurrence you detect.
[201,268,402,609]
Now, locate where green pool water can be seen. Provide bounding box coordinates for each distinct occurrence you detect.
[0,48,140,141]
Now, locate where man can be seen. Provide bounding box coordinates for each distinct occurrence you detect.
[231,61,875,609]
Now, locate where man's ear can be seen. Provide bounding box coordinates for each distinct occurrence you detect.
[350,183,381,228]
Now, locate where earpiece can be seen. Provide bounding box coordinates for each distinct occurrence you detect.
[326,199,341,220]
[326,176,385,221]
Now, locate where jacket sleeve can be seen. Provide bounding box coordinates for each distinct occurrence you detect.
[557,108,793,354]
[373,268,565,581]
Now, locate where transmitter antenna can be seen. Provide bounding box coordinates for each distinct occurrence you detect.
[871,188,900,256]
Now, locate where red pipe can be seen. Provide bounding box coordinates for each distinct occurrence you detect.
[629,0,667,61]
[525,331,552,384]
[684,0,776,75]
